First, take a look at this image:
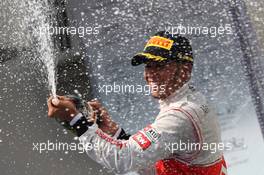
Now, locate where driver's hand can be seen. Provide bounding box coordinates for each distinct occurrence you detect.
[47,96,78,122]
[88,100,119,136]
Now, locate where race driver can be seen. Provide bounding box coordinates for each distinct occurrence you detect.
[47,31,228,175]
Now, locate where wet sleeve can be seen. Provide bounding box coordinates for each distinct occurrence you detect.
[78,110,196,174]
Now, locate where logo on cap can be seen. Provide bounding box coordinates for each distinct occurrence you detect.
[145,36,174,50]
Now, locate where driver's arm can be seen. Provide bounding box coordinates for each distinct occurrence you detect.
[75,110,196,174]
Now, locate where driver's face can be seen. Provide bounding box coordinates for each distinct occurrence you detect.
[144,61,181,99]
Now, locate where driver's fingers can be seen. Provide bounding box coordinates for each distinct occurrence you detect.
[57,95,66,100]
[48,109,55,118]
[57,96,77,104]
[47,97,54,110]
[48,96,52,100]
[88,101,101,110]
[47,96,60,118]
[47,105,57,118]
[48,95,61,106]
[47,97,54,117]
[99,109,109,119]
[88,111,97,122]
[88,100,101,105]
[56,100,77,111]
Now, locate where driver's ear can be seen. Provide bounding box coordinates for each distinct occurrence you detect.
[180,63,193,82]
[182,62,193,71]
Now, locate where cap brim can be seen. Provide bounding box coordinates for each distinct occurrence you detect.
[132,52,171,66]
[131,54,149,66]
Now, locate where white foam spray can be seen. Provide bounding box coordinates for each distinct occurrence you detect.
[27,0,57,99]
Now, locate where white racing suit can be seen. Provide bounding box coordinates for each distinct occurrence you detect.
[75,84,227,175]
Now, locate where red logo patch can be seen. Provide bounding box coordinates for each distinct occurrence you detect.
[132,132,151,150]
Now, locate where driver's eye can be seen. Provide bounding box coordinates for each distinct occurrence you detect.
[145,63,155,68]
[146,62,166,68]
[155,63,167,68]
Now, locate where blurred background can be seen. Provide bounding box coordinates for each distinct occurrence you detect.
[1,0,264,174]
